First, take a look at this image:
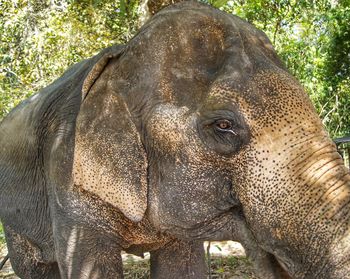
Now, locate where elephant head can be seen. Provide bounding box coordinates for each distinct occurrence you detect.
[72,2,350,278]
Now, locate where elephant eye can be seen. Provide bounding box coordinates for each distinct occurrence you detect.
[215,119,236,135]
[198,110,250,156]
[216,119,232,129]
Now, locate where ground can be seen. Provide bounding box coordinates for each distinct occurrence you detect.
[0,241,257,278]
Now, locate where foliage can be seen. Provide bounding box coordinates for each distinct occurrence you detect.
[320,2,350,136]
[0,0,349,137]
[0,0,139,118]
[121,254,255,279]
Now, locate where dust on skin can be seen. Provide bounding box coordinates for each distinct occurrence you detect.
[147,104,189,154]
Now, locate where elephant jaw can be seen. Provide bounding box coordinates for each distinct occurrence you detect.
[146,195,243,241]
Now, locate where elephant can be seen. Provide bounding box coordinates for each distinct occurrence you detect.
[1,1,350,279]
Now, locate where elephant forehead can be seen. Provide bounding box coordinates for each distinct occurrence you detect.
[245,71,323,134]
[117,2,283,112]
[208,70,321,132]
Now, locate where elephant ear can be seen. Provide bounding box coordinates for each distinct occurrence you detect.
[72,46,148,222]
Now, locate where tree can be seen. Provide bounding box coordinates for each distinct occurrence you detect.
[0,0,139,117]
[320,1,350,136]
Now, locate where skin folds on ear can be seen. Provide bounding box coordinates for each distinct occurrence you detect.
[82,45,124,100]
[72,48,148,222]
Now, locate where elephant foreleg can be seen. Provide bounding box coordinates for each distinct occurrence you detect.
[150,240,206,279]
[4,226,60,279]
[54,222,123,279]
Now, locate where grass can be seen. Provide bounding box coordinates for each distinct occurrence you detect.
[123,257,150,279]
[122,255,255,279]
[208,256,255,279]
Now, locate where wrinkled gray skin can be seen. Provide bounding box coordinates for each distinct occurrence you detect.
[1,2,350,279]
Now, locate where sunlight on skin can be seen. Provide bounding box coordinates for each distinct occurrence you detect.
[80,260,95,279]
[66,226,78,279]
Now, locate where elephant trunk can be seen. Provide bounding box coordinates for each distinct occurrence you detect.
[289,145,350,278]
[240,131,350,278]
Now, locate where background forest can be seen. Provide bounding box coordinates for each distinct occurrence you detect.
[0,0,349,137]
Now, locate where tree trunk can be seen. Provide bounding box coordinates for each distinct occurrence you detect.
[138,0,185,27]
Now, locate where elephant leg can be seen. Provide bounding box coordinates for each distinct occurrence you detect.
[150,240,206,279]
[53,221,123,279]
[240,236,292,279]
[245,246,292,279]
[4,226,61,279]
[228,212,291,279]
